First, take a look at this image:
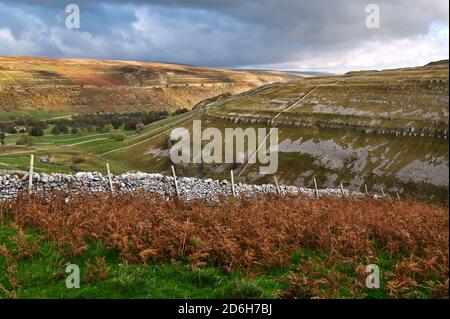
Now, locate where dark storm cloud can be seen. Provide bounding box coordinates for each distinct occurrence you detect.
[0,0,448,71]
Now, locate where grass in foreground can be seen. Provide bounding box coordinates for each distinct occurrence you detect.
[0,193,448,299]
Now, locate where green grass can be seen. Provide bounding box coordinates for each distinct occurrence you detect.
[0,219,285,299]
[0,110,75,122]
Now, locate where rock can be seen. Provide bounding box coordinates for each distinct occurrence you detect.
[41,174,49,183]
[75,172,85,179]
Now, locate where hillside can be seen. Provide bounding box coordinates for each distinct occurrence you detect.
[0,56,299,119]
[0,60,448,205]
[103,61,447,204]
[196,61,449,202]
[206,60,449,136]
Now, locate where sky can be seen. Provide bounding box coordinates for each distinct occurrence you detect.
[0,0,448,72]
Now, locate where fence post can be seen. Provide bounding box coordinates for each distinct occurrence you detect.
[313,178,319,198]
[28,154,34,195]
[230,170,236,197]
[171,165,180,197]
[274,176,281,195]
[106,163,114,195]
[396,192,401,201]
[364,184,368,195]
[381,187,386,197]
[340,182,345,196]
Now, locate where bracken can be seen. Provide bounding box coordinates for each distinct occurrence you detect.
[2,191,448,298]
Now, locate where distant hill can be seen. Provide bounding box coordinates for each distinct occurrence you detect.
[0,56,300,119]
[235,69,334,77]
[426,59,449,66]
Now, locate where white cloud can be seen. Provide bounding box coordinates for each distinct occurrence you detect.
[0,0,448,71]
[243,23,449,72]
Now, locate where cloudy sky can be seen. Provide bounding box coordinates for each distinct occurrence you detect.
[0,0,448,72]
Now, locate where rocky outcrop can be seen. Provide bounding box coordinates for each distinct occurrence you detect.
[210,115,449,140]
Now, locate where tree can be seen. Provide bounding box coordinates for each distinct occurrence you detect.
[30,126,44,136]
[173,108,189,116]
[110,131,126,141]
[71,127,79,135]
[111,118,124,130]
[136,122,145,133]
[59,123,69,134]
[102,124,114,133]
[51,126,61,135]
[16,133,34,146]
[124,119,139,131]
[0,132,6,145]
[86,125,96,133]
[52,123,68,135]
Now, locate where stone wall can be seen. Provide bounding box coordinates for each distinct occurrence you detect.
[0,171,363,201]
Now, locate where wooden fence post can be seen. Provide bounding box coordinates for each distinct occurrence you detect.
[340,182,345,196]
[274,176,281,195]
[364,184,368,195]
[313,178,319,198]
[28,154,34,195]
[106,163,114,195]
[396,192,401,201]
[171,165,180,197]
[230,170,236,197]
[381,187,386,197]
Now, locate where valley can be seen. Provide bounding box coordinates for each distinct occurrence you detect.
[0,58,448,205]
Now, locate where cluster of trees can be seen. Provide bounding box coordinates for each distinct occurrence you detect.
[41,110,178,135]
[173,108,189,116]
[51,123,69,135]
[60,111,172,132]
[47,110,188,134]
[0,108,190,145]
[0,119,46,136]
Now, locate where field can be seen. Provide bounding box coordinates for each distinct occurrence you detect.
[0,111,196,174]
[0,192,448,299]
